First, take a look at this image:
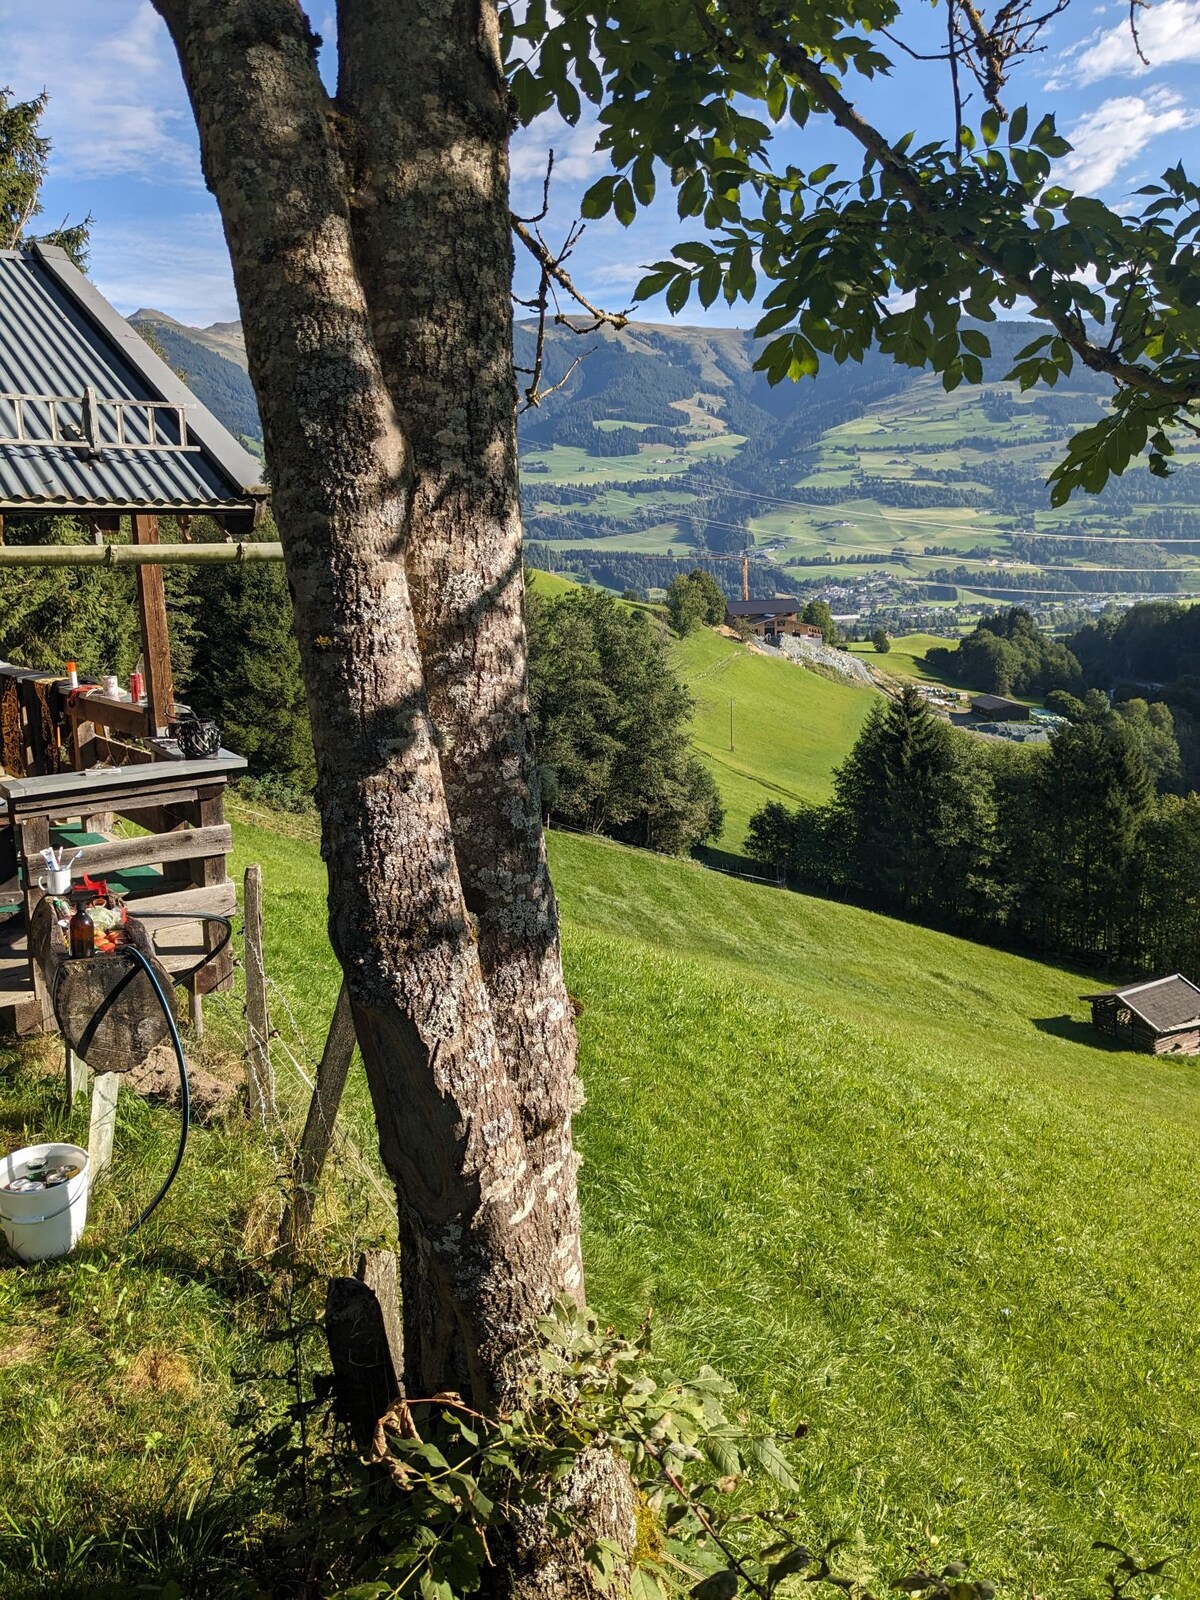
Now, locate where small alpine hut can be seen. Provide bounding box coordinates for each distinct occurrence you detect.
[0,243,268,1039]
[1082,974,1200,1055]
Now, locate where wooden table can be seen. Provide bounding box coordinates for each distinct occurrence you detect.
[0,754,246,1038]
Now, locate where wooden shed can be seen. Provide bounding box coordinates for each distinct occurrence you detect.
[969,694,1030,721]
[0,244,266,1040]
[1082,974,1200,1055]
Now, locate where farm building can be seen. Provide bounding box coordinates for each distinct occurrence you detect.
[969,694,1030,721]
[1082,974,1200,1055]
[0,243,266,1039]
[726,600,823,640]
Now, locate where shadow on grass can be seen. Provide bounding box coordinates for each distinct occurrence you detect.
[1032,1014,1128,1051]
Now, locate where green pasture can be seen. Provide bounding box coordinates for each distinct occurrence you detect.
[847,632,964,685]
[5,811,1199,1594]
[674,627,875,850]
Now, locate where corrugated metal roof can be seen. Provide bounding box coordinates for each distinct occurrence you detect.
[0,246,265,517]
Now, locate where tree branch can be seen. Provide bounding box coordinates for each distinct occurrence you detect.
[511,215,630,333]
[721,0,1200,406]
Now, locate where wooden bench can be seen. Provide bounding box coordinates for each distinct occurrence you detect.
[0,755,245,1039]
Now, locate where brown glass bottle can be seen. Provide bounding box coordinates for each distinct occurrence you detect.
[69,900,94,959]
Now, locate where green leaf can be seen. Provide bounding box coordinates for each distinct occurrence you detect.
[961,328,991,358]
[634,267,680,302]
[702,1432,742,1477]
[980,109,1001,147]
[1009,105,1029,144]
[613,178,637,227]
[665,272,692,315]
[631,1568,669,1600]
[747,1434,799,1491]
[580,177,616,220]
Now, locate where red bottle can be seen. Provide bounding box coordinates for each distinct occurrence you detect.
[130,669,144,703]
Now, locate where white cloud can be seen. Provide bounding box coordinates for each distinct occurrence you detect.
[1058,89,1199,189]
[91,214,238,326]
[511,113,608,194]
[4,0,199,183]
[1047,0,1200,87]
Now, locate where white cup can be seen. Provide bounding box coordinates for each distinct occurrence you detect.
[37,868,72,896]
[101,675,119,697]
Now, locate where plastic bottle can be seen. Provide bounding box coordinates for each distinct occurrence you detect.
[69,900,94,959]
[65,660,78,689]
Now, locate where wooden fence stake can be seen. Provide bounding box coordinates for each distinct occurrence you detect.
[242,864,277,1124]
[278,978,356,1250]
[88,1072,120,1177]
[325,1249,404,1454]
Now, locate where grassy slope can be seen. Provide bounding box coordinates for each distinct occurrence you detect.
[847,633,965,687]
[5,809,1200,1592]
[220,818,1200,1592]
[674,629,875,851]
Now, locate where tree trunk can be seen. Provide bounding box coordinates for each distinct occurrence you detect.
[154,0,563,1406]
[336,0,584,1301]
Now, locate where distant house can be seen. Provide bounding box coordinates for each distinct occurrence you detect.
[969,694,1029,721]
[1082,974,1200,1055]
[726,600,823,640]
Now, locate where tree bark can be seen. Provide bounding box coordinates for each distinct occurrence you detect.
[153,0,562,1405]
[336,0,584,1301]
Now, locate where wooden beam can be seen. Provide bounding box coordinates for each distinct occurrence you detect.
[279,979,356,1250]
[60,824,233,878]
[0,542,283,566]
[243,865,276,1123]
[131,513,174,736]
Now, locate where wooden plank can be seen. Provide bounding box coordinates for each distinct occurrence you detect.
[66,694,153,741]
[17,815,53,1031]
[60,824,232,878]
[88,1072,120,1177]
[132,513,174,737]
[0,753,244,803]
[279,979,356,1250]
[10,785,201,820]
[243,864,276,1123]
[123,879,237,920]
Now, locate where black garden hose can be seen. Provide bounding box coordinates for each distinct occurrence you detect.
[123,944,190,1234]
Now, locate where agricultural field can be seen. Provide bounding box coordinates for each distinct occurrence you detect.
[4,815,1200,1595]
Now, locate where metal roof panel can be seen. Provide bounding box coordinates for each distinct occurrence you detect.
[0,248,265,516]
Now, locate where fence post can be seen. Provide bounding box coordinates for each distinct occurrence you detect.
[278,979,356,1250]
[243,865,277,1123]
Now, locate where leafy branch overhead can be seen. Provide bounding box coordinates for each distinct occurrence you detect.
[500,0,1200,501]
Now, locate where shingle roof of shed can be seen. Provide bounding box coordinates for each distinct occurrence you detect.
[0,245,264,517]
[1082,973,1200,1034]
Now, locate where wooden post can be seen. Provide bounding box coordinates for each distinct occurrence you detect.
[88,1072,120,1176]
[243,864,276,1122]
[131,513,174,736]
[325,1249,404,1454]
[64,1043,84,1105]
[17,815,54,1031]
[278,979,356,1249]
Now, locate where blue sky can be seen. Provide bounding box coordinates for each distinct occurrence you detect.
[4,0,1200,329]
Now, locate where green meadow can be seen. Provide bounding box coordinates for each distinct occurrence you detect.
[673,627,875,851]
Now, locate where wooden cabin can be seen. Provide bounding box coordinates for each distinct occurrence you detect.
[0,244,267,1040]
[1082,974,1200,1055]
[726,600,823,641]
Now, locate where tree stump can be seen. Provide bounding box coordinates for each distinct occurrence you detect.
[28,898,177,1074]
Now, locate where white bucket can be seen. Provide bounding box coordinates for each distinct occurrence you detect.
[0,1142,89,1262]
